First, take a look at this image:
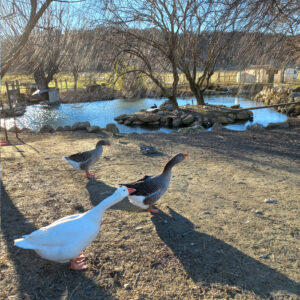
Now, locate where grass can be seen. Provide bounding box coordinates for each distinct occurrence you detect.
[1,70,299,95]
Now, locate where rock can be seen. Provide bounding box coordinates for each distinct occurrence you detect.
[211,123,224,131]
[231,104,240,109]
[255,210,264,215]
[55,126,64,132]
[216,116,230,124]
[160,116,173,127]
[246,123,265,131]
[236,110,251,120]
[132,121,143,125]
[117,120,124,124]
[181,114,194,125]
[86,126,101,133]
[264,199,277,204]
[177,125,204,133]
[172,117,182,127]
[106,123,120,134]
[39,125,54,133]
[287,104,296,115]
[114,114,128,121]
[157,111,165,115]
[203,211,211,215]
[124,284,131,290]
[124,119,132,125]
[151,121,160,126]
[71,121,91,131]
[286,118,300,125]
[259,254,269,259]
[140,146,157,155]
[266,122,289,129]
[137,113,160,123]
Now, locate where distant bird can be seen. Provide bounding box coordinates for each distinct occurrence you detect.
[121,153,188,213]
[14,186,136,270]
[150,104,157,109]
[63,140,110,178]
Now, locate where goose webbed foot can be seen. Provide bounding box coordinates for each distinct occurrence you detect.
[85,171,94,179]
[148,204,159,214]
[70,253,87,270]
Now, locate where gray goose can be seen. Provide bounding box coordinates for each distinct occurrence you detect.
[121,153,188,213]
[63,140,110,178]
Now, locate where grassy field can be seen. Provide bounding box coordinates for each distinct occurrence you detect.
[1,70,299,96]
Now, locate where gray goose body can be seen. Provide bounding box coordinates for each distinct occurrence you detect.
[63,140,110,178]
[122,153,188,212]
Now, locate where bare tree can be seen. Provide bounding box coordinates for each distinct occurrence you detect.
[105,0,187,108]
[0,0,57,78]
[0,0,89,78]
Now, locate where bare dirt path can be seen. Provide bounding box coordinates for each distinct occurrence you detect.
[1,127,299,299]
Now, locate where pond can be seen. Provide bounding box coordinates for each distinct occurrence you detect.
[3,95,287,133]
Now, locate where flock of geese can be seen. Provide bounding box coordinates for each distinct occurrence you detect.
[14,140,188,270]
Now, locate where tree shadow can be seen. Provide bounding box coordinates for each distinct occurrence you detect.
[151,207,300,298]
[86,179,141,212]
[0,181,111,299]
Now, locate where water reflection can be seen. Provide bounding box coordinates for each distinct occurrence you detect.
[3,96,287,133]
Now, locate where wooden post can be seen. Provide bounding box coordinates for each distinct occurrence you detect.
[11,82,17,104]
[60,80,63,90]
[65,79,68,90]
[5,81,19,139]
[16,80,20,97]
[0,96,9,143]
[55,79,58,88]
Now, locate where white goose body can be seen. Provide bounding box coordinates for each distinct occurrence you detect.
[14,187,133,265]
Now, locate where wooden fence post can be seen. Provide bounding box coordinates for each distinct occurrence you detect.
[5,81,19,139]
[16,80,21,97]
[55,79,58,88]
[65,79,68,90]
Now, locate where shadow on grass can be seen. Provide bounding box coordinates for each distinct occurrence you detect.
[86,179,141,212]
[0,181,111,299]
[152,207,300,298]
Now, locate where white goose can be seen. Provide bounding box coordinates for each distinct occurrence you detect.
[14,186,135,270]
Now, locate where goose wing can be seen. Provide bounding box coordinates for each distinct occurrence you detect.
[67,149,93,163]
[124,175,164,205]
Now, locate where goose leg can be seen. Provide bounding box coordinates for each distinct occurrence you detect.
[70,253,87,270]
[85,170,94,178]
[148,204,159,214]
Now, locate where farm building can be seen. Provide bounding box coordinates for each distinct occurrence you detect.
[237,65,298,84]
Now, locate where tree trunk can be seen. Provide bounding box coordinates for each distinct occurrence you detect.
[168,95,179,109]
[33,68,49,90]
[73,72,78,91]
[195,90,205,105]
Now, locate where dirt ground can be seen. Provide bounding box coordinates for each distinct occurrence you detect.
[0,127,299,300]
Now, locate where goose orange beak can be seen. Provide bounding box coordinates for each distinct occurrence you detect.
[183,153,189,158]
[127,188,136,194]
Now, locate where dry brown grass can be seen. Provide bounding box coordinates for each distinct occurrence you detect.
[1,128,299,299]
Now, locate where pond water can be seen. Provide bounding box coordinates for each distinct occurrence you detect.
[3,95,287,133]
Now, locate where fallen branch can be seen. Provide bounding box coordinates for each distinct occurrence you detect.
[235,101,300,111]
